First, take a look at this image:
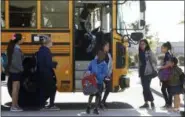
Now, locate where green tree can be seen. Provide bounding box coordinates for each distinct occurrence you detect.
[129,21,159,52]
[178,12,184,24]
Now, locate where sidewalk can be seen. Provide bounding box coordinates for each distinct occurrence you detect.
[1,108,181,116]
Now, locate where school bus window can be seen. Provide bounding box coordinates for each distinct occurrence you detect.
[1,0,5,28]
[9,0,37,28]
[41,1,69,28]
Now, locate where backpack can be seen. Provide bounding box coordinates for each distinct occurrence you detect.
[1,53,8,72]
[22,52,38,93]
[158,68,172,81]
[82,74,98,95]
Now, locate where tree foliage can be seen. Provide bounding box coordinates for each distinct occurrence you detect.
[129,21,159,53]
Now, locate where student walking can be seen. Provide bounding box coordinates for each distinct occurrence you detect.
[95,41,112,108]
[6,33,24,112]
[168,57,184,112]
[37,35,59,110]
[138,39,157,109]
[85,50,108,115]
[159,42,173,108]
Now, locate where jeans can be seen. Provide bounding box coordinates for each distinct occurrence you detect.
[102,80,111,103]
[141,76,154,102]
[39,73,56,108]
[161,82,172,106]
[88,84,103,109]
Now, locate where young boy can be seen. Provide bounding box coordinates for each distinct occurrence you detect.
[84,50,108,115]
[168,57,184,112]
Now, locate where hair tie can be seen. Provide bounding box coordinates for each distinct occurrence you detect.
[11,34,16,41]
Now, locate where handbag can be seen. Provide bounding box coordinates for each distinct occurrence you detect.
[145,55,158,79]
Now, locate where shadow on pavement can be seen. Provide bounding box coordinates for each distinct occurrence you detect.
[2,101,134,111]
[146,109,180,116]
[151,88,185,108]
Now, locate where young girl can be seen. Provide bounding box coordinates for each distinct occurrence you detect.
[6,33,24,111]
[168,57,183,112]
[159,42,173,108]
[95,41,112,108]
[85,50,108,115]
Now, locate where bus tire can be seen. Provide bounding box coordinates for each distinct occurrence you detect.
[119,75,130,89]
[7,75,44,108]
[114,86,120,92]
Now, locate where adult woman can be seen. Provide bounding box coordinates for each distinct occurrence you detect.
[6,33,24,111]
[37,35,59,110]
[138,39,157,109]
[159,42,173,108]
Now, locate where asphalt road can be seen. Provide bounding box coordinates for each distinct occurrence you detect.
[1,67,184,116]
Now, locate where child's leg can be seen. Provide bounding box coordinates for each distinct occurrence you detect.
[88,95,93,107]
[86,95,94,114]
[95,93,100,109]
[174,94,180,110]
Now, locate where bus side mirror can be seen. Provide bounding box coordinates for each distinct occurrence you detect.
[140,1,146,28]
[131,32,143,42]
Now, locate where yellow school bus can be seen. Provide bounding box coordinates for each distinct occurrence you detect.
[1,0,146,92]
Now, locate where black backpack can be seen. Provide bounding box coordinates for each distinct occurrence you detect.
[22,52,38,92]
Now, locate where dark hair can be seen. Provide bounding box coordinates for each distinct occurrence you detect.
[86,4,97,10]
[139,39,151,52]
[170,57,178,65]
[162,41,172,51]
[6,33,22,73]
[101,40,109,51]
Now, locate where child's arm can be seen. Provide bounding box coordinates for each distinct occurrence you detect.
[160,61,171,69]
[84,61,93,76]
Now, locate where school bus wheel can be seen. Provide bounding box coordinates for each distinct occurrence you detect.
[114,86,120,92]
[119,75,130,89]
[7,75,41,108]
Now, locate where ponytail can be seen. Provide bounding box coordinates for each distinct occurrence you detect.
[5,33,22,74]
[162,41,172,52]
[5,40,16,74]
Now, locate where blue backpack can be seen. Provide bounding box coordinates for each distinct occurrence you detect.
[1,53,8,71]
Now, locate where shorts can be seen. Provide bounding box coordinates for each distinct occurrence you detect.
[9,72,22,81]
[170,85,183,96]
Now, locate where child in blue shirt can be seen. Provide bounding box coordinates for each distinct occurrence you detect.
[85,50,108,115]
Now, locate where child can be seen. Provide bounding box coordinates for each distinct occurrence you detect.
[84,50,108,115]
[168,57,183,112]
[159,41,173,108]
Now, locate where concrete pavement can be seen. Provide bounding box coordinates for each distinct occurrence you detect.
[1,68,184,116]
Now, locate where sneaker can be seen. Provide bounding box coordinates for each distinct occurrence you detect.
[99,103,105,110]
[151,102,155,110]
[162,104,171,109]
[10,106,23,112]
[172,108,180,112]
[93,108,99,115]
[40,107,47,111]
[86,106,91,114]
[139,103,149,109]
[103,103,108,108]
[46,105,60,111]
